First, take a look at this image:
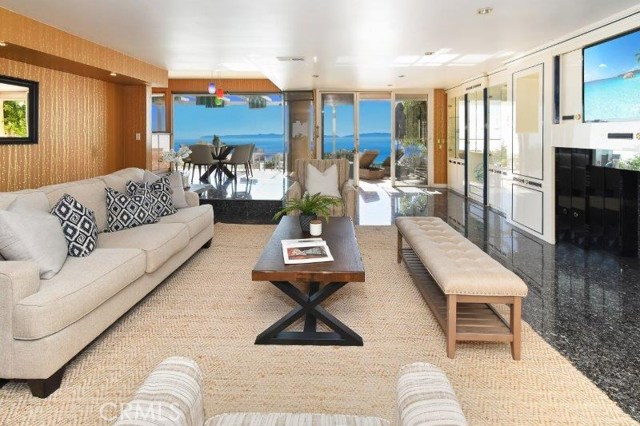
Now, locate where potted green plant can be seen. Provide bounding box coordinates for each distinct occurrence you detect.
[273,192,343,232]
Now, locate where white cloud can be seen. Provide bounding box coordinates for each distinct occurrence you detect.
[599,63,607,68]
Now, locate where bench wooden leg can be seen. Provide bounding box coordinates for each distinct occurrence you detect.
[397,230,403,264]
[510,297,522,360]
[446,294,457,358]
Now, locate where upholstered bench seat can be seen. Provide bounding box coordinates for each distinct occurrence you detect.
[396,217,528,297]
[396,216,528,360]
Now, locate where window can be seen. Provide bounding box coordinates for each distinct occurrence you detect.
[173,93,284,170]
[152,93,167,132]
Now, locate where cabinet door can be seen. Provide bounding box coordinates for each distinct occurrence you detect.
[587,166,605,247]
[604,168,622,251]
[555,148,572,241]
[570,149,588,246]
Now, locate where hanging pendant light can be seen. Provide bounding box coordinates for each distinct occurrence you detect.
[208,82,216,94]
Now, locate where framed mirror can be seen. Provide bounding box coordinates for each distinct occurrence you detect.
[0,75,39,145]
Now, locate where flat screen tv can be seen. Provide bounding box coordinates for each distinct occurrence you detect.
[583,28,640,123]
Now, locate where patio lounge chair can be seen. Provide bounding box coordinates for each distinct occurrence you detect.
[359,150,385,180]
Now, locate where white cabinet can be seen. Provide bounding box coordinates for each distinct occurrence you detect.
[447,159,465,195]
[512,183,544,234]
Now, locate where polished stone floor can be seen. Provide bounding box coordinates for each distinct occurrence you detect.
[359,182,640,421]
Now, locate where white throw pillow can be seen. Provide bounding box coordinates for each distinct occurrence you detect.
[143,171,188,209]
[305,164,341,198]
[0,196,68,279]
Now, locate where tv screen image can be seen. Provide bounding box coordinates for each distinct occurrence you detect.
[583,28,640,123]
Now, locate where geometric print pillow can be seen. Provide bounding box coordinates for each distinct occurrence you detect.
[105,188,158,233]
[50,194,98,257]
[126,177,177,218]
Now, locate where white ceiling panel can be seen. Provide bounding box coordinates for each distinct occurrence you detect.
[0,0,638,89]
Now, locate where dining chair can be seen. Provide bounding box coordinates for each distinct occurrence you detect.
[189,144,215,182]
[225,144,254,179]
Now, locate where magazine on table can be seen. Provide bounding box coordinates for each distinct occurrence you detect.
[281,238,334,264]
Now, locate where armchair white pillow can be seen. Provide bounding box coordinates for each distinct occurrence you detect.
[305,164,341,198]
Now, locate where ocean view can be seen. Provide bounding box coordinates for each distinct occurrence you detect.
[584,76,640,122]
[175,133,403,164]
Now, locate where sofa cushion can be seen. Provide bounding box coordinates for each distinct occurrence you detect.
[50,194,99,257]
[98,223,190,273]
[0,196,68,279]
[159,205,213,238]
[40,178,109,233]
[13,248,145,340]
[105,188,159,232]
[127,177,177,218]
[206,413,389,426]
[144,170,189,209]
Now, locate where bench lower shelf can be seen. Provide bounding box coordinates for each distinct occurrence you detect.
[401,247,521,359]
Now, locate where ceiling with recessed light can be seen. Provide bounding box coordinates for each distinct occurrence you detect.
[0,0,638,90]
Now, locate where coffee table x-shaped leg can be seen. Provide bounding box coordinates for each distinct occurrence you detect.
[255,281,363,346]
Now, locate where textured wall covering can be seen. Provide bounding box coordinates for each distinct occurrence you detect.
[0,57,124,191]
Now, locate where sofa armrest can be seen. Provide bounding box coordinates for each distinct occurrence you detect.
[394,363,467,426]
[185,191,201,208]
[0,261,40,377]
[341,181,357,220]
[113,357,205,426]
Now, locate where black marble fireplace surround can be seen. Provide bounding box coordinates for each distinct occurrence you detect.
[431,193,640,421]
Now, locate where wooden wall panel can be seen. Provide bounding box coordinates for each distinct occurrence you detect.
[0,7,167,86]
[0,57,124,191]
[433,89,448,185]
[122,85,152,170]
[168,78,280,93]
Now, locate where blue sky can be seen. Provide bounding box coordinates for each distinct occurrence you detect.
[170,96,393,140]
[173,103,284,139]
[322,100,391,136]
[584,30,640,82]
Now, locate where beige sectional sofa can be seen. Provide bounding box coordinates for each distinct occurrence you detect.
[0,168,214,397]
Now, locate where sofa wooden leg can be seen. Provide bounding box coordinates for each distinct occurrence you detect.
[0,378,8,389]
[201,238,212,249]
[446,295,457,359]
[27,366,65,398]
[397,231,403,264]
[510,297,522,361]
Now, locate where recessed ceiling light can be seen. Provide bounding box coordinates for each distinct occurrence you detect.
[0,41,7,47]
[398,75,406,78]
[424,51,434,56]
[477,7,493,15]
[312,74,320,78]
[387,84,393,87]
[109,72,117,77]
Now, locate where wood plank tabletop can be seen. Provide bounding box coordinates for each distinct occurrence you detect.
[252,216,365,283]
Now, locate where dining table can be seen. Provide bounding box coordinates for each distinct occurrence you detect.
[199,144,235,181]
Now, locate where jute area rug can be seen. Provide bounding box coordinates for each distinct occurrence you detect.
[0,224,635,425]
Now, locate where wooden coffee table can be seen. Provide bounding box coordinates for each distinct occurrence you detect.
[252,216,365,346]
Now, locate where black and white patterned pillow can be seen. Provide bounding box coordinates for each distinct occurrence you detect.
[50,194,98,257]
[126,177,177,218]
[105,188,158,232]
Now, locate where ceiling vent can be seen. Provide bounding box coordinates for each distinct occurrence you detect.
[277,56,305,62]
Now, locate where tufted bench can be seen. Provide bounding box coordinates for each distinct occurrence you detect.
[396,216,528,360]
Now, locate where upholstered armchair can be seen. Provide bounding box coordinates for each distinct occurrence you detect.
[286,158,357,220]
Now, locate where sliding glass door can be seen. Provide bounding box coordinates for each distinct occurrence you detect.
[394,94,428,186]
[321,93,356,180]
